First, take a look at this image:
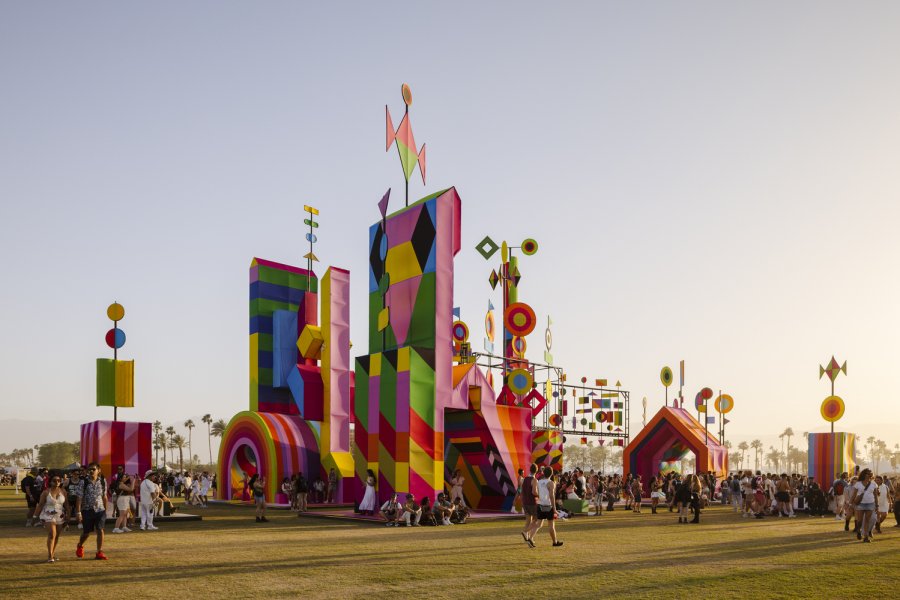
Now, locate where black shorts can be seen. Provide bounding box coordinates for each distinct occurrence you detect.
[523,504,537,516]
[536,505,555,520]
[81,509,106,533]
[27,498,38,509]
[775,491,790,502]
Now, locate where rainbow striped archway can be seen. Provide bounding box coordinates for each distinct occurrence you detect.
[218,411,320,503]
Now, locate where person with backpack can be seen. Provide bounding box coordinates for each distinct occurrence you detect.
[21,468,39,527]
[831,472,849,520]
[730,474,742,512]
[73,462,109,560]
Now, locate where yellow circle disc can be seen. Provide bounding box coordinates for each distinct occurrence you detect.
[820,395,845,423]
[401,83,412,106]
[107,302,125,321]
[714,394,734,414]
[660,366,673,387]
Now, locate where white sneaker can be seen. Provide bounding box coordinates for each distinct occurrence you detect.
[123,527,132,532]
[148,525,159,530]
[112,528,123,533]
[140,525,146,530]
[77,523,83,529]
[789,514,796,518]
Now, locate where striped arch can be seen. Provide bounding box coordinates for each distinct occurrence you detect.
[218,411,321,503]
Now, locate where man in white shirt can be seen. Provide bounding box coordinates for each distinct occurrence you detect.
[140,471,160,531]
[740,472,752,517]
[199,472,211,507]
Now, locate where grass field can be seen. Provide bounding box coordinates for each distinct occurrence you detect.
[0,487,898,598]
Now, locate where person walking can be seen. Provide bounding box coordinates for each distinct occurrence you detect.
[526,466,563,548]
[33,472,67,562]
[139,471,160,531]
[520,464,538,544]
[631,475,643,514]
[831,472,849,520]
[22,468,39,527]
[73,462,109,560]
[851,469,877,543]
[250,473,268,522]
[689,474,702,523]
[112,472,135,533]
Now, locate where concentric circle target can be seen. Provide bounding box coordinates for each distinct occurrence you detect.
[504,302,536,337]
[521,238,538,256]
[660,366,673,387]
[451,321,469,343]
[821,395,845,423]
[701,387,714,400]
[545,327,552,351]
[507,368,533,395]
[549,414,561,427]
[401,83,413,105]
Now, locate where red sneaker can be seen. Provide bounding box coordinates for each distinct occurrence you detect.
[75,545,84,559]
[95,551,108,560]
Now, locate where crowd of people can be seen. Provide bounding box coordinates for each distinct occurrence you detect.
[18,460,900,562]
[20,464,182,561]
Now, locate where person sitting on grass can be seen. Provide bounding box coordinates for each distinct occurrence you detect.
[381,494,401,526]
[419,497,437,525]
[450,497,470,524]
[432,492,455,525]
[400,493,421,526]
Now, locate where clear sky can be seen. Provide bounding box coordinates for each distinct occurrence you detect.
[2,2,899,449]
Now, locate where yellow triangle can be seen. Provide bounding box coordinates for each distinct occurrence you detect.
[303,252,319,262]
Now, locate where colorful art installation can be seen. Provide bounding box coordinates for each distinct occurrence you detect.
[531,428,563,471]
[623,406,728,495]
[218,200,356,502]
[807,356,855,485]
[81,303,150,478]
[808,432,856,487]
[80,421,151,479]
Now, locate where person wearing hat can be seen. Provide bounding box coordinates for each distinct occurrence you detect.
[139,470,160,531]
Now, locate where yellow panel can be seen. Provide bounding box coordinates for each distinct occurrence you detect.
[297,324,324,359]
[395,462,409,494]
[397,347,410,372]
[377,308,390,332]
[468,385,481,411]
[114,360,134,408]
[385,241,422,283]
[303,205,319,215]
[370,353,382,377]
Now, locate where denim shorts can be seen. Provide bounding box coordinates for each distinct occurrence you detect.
[856,502,875,511]
[81,509,106,533]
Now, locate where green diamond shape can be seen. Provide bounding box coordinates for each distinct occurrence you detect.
[475,236,500,260]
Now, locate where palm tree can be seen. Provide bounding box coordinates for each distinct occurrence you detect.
[202,414,213,464]
[751,440,762,471]
[157,433,168,466]
[783,428,794,453]
[866,436,876,466]
[767,446,779,471]
[171,435,186,471]
[153,421,162,466]
[779,433,785,458]
[211,419,227,464]
[153,442,161,468]
[738,441,749,470]
[184,419,195,470]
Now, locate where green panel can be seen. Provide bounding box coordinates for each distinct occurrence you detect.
[379,358,398,431]
[409,348,436,429]
[249,299,299,319]
[96,359,116,407]
[408,272,436,348]
[257,266,318,291]
[256,333,273,352]
[258,367,273,386]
